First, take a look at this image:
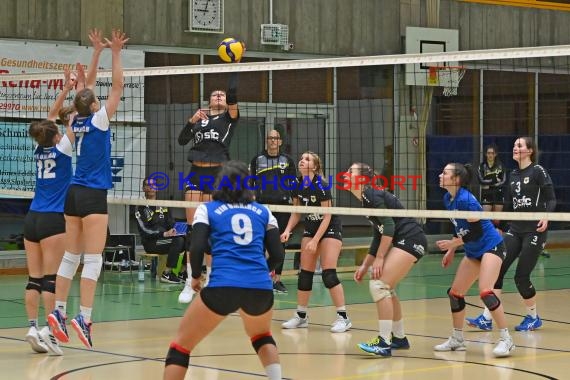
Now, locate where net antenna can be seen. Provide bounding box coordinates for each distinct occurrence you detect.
[428,65,466,96]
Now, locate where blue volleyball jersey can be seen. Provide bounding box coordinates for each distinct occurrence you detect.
[193,201,278,290]
[30,134,73,213]
[444,187,502,258]
[70,107,112,189]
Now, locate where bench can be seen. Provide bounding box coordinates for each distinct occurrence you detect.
[138,252,168,278]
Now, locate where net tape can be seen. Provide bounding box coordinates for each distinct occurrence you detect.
[2,44,570,81]
[0,189,566,222]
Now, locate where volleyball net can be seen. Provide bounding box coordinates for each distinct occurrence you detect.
[1,44,570,238]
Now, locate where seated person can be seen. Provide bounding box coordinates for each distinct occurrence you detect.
[135,177,187,284]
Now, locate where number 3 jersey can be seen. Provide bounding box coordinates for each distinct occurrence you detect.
[30,134,72,213]
[508,163,556,233]
[193,200,278,290]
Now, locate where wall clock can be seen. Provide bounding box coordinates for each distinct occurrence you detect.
[190,0,224,33]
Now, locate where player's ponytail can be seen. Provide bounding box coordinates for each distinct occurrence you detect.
[350,162,382,190]
[28,119,59,147]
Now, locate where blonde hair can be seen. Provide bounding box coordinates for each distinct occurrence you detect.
[303,151,324,176]
[74,88,97,116]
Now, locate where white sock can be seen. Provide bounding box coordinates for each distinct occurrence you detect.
[527,304,537,318]
[265,363,282,380]
[378,320,392,343]
[55,301,67,316]
[499,327,510,339]
[482,307,492,320]
[452,328,464,341]
[392,319,405,338]
[80,306,92,324]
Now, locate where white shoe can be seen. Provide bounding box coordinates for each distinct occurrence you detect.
[282,314,309,329]
[434,336,466,352]
[493,336,515,357]
[25,326,48,353]
[330,314,352,333]
[178,280,195,303]
[38,326,63,356]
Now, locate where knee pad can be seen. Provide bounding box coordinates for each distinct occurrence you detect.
[251,332,276,353]
[81,254,103,281]
[298,270,314,291]
[57,252,81,279]
[42,274,57,294]
[369,279,392,302]
[321,269,340,289]
[514,276,536,299]
[448,288,465,313]
[165,342,190,368]
[480,290,501,311]
[25,276,43,293]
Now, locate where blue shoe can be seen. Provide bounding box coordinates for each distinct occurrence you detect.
[357,336,392,357]
[47,309,69,343]
[515,315,542,331]
[390,335,410,349]
[71,314,93,349]
[466,314,493,331]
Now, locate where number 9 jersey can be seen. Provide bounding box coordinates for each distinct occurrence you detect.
[193,200,278,290]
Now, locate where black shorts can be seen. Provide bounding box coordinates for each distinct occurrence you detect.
[64,184,108,217]
[392,232,427,262]
[303,222,343,242]
[24,211,66,243]
[475,241,507,261]
[481,187,504,205]
[200,287,274,316]
[183,165,222,195]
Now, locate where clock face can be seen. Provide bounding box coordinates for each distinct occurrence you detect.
[191,0,223,32]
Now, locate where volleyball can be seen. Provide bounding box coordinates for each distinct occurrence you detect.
[217,38,245,63]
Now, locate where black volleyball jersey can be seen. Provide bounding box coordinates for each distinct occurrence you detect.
[134,205,175,242]
[508,164,555,233]
[178,110,239,163]
[362,187,424,242]
[478,160,506,188]
[292,175,341,232]
[250,151,297,204]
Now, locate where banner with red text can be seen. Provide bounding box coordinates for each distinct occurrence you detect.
[0,41,144,122]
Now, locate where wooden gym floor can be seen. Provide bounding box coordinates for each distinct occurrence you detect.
[1,250,569,379]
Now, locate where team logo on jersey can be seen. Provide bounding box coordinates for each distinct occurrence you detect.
[310,195,317,203]
[279,162,288,170]
[513,196,532,209]
[524,177,529,184]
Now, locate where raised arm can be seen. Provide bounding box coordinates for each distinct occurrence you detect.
[86,28,107,90]
[227,72,239,119]
[47,67,76,121]
[103,29,129,119]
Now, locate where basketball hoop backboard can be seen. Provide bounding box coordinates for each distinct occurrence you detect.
[405,27,459,87]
